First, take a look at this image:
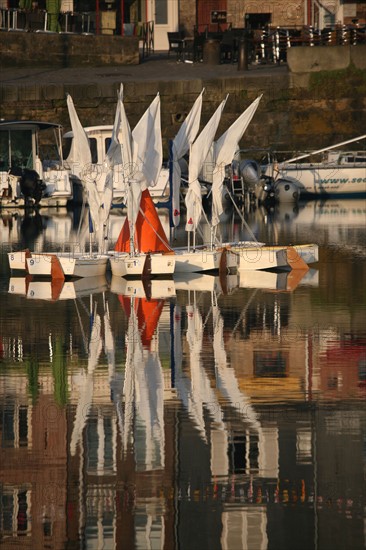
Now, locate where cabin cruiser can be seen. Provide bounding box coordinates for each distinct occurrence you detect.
[259,148,366,203]
[0,120,73,208]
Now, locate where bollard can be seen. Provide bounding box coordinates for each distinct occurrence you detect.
[237,37,248,71]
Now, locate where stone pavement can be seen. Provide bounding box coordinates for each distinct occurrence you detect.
[0,52,288,87]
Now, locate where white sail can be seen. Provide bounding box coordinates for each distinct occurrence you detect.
[66,95,101,235]
[171,89,204,227]
[185,98,227,232]
[97,88,126,249]
[211,95,262,227]
[115,93,162,229]
[105,84,124,170]
[132,93,162,189]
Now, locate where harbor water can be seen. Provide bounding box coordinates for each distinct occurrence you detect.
[0,198,365,549]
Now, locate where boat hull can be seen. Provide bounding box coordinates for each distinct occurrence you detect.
[277,164,366,198]
[174,249,222,273]
[26,253,109,278]
[109,252,175,278]
[231,245,289,271]
[8,250,31,271]
[226,243,318,270]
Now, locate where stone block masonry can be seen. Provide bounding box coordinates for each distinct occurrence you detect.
[0,33,139,68]
[0,43,365,155]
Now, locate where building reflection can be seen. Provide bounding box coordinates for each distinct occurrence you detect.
[0,271,365,549]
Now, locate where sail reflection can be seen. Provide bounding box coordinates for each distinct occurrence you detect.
[120,293,165,471]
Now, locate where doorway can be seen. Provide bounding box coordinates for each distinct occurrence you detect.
[149,0,179,50]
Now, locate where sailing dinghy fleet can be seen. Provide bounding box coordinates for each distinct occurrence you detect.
[7,86,319,279]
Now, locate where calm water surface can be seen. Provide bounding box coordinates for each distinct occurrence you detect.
[0,198,365,549]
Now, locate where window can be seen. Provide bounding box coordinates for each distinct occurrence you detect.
[155,0,168,25]
[89,138,98,164]
[0,130,33,170]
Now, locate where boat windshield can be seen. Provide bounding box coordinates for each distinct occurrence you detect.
[0,129,33,170]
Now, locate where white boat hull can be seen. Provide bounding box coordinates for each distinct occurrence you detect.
[173,248,222,273]
[8,250,31,271]
[225,243,318,271]
[286,243,319,265]
[277,164,366,198]
[109,252,175,278]
[26,253,109,278]
[229,245,289,271]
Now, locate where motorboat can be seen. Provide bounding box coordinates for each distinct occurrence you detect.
[0,120,73,208]
[258,134,366,202]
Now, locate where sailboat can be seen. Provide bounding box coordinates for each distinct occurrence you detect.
[169,89,205,229]
[24,94,112,279]
[203,94,319,272]
[173,97,228,273]
[108,90,176,278]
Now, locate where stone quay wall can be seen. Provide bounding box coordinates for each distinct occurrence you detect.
[0,38,365,156]
[0,32,139,68]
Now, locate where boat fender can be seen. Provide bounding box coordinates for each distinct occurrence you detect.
[274,179,300,204]
[239,159,261,187]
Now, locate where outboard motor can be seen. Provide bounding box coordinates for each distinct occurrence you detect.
[9,167,46,206]
[252,174,276,204]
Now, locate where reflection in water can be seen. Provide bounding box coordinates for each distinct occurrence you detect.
[0,199,365,549]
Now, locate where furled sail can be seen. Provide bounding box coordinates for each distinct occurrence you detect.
[185,98,227,232]
[171,89,204,227]
[211,95,262,227]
